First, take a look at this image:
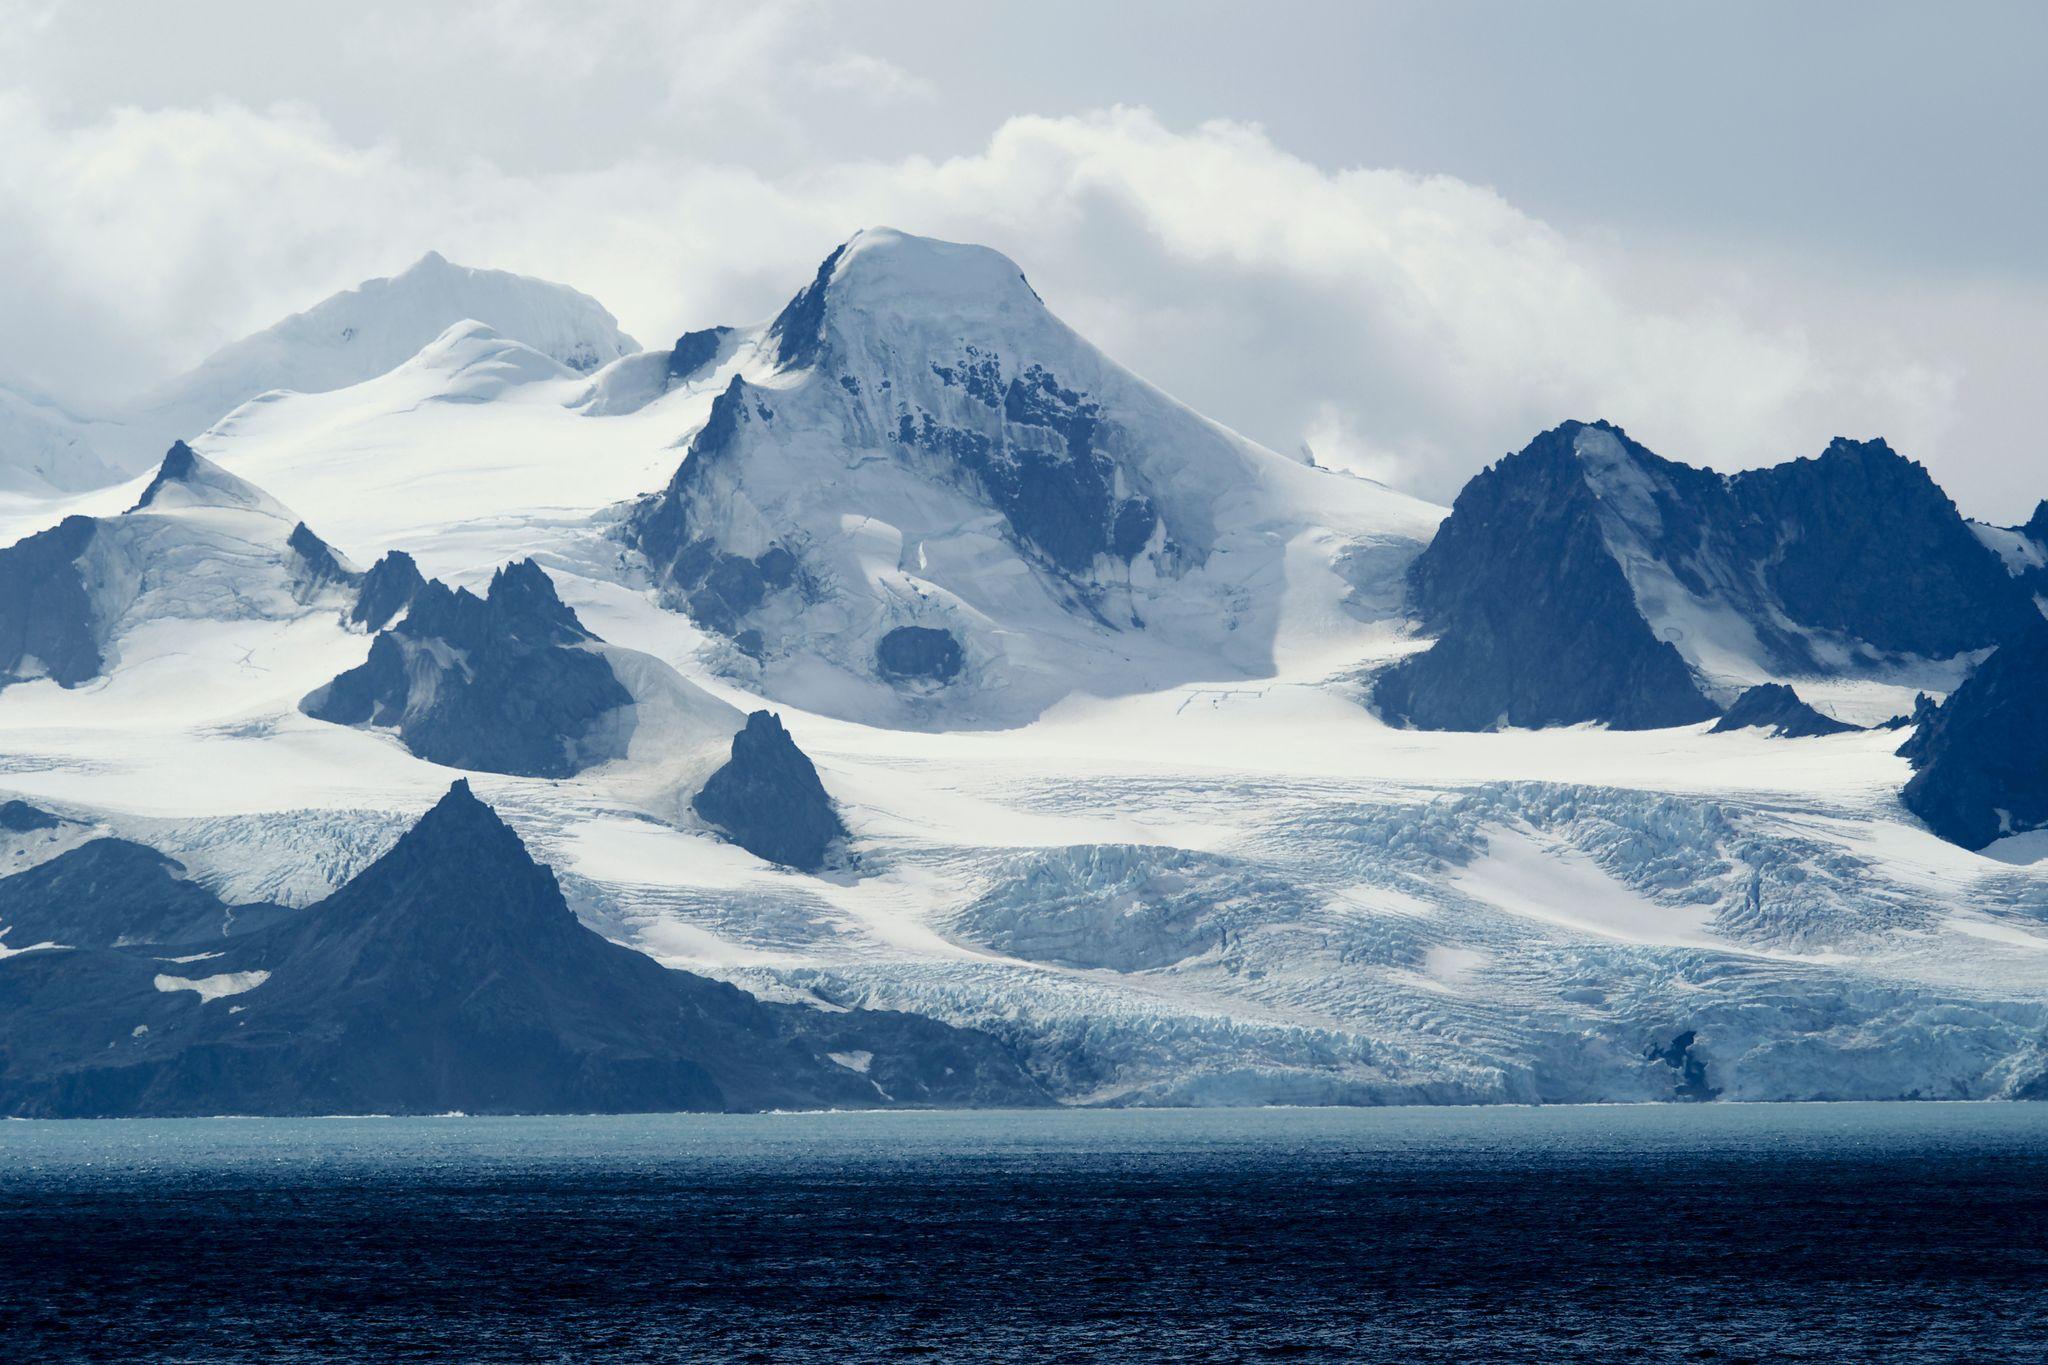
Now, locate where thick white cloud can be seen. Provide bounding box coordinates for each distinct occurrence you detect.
[0,90,2031,516]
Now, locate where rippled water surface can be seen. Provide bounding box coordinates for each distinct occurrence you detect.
[4,1104,2046,1361]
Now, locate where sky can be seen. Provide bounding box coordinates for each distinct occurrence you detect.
[2,0,2043,517]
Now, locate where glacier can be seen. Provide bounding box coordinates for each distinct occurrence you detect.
[0,229,2045,1112]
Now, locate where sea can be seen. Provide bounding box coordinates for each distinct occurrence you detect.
[2,1103,2044,1362]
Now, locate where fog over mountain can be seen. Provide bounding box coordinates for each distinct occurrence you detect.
[2,0,2043,518]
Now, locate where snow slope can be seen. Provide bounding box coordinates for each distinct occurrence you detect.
[0,252,639,497]
[624,228,1442,727]
[1,230,2046,1109]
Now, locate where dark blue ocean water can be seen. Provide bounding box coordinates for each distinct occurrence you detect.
[3,1104,2045,1362]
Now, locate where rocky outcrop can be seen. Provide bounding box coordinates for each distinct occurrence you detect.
[876,626,962,684]
[1374,423,1719,731]
[667,325,734,384]
[692,711,847,871]
[0,838,291,949]
[301,559,633,778]
[349,549,426,631]
[0,801,60,833]
[285,522,361,601]
[0,515,101,689]
[0,782,1044,1117]
[1376,420,2038,732]
[1898,619,2048,850]
[1709,684,1859,738]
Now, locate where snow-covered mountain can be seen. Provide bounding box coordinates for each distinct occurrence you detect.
[1375,420,2039,732]
[624,228,1440,727]
[0,253,638,495]
[4,230,2048,1116]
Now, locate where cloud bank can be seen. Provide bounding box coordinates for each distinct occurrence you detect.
[0,81,2028,515]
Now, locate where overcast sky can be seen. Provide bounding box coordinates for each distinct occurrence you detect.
[3,0,2043,517]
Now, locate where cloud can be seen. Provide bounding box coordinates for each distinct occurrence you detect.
[798,52,937,105]
[0,94,2028,516]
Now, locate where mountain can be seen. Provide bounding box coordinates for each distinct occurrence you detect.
[625,227,1440,727]
[0,837,293,950]
[1972,500,2048,603]
[0,442,356,691]
[1376,420,2039,731]
[0,254,640,494]
[0,782,1045,1117]
[4,230,2048,1113]
[1709,684,1860,738]
[301,559,635,779]
[0,383,125,496]
[1898,618,2048,850]
[120,253,636,459]
[691,711,848,871]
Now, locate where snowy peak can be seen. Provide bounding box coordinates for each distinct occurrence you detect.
[630,229,1437,727]
[130,441,294,521]
[100,254,638,483]
[393,320,575,400]
[767,228,1047,370]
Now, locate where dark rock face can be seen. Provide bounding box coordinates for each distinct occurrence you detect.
[1728,439,2038,664]
[0,839,267,949]
[1373,424,1719,731]
[876,626,963,683]
[302,560,633,778]
[0,801,60,833]
[285,522,360,601]
[0,515,101,690]
[692,712,848,872]
[350,550,426,631]
[0,782,1042,1117]
[1897,619,2048,850]
[1376,420,2038,733]
[129,439,203,510]
[626,378,806,640]
[1709,684,1859,738]
[766,243,847,369]
[668,326,734,384]
[901,355,1158,576]
[1645,1030,1719,1101]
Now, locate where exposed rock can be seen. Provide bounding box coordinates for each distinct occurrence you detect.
[350,549,427,631]
[692,711,847,871]
[877,625,963,683]
[1376,420,2037,732]
[1374,423,1719,730]
[301,559,633,778]
[1709,684,1859,738]
[0,782,1043,1117]
[0,801,60,833]
[0,515,101,689]
[1898,619,2048,850]
[285,521,361,601]
[667,325,734,384]
[0,838,290,949]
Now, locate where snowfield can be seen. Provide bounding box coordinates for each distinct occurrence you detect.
[3,229,2046,1107]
